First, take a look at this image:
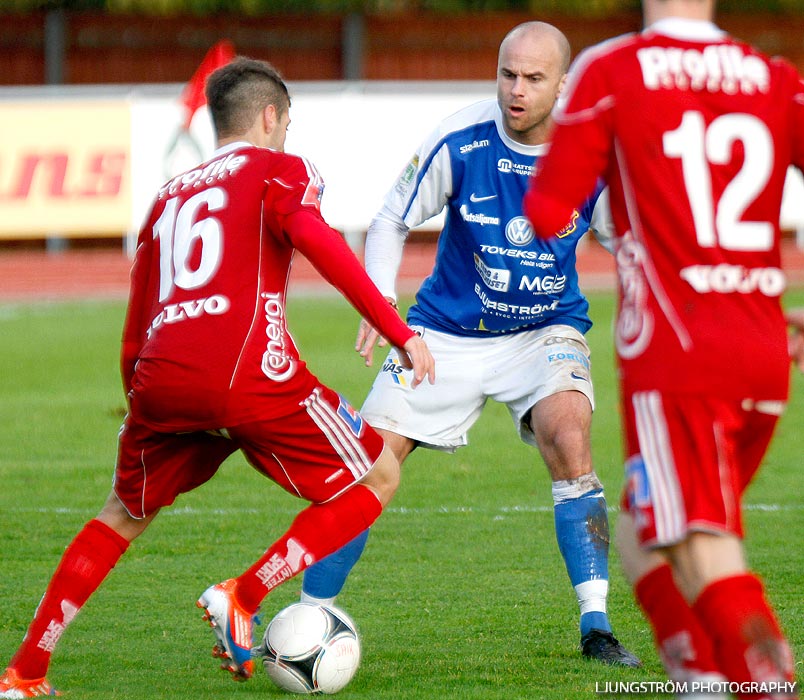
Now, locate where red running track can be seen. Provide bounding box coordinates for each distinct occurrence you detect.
[1,239,803,302]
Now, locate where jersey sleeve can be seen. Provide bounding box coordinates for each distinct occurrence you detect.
[380,126,454,231]
[266,154,326,221]
[525,53,616,239]
[283,209,415,349]
[364,211,407,300]
[362,123,455,299]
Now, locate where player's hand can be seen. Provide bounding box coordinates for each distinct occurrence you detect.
[395,334,435,389]
[355,317,389,367]
[787,307,804,372]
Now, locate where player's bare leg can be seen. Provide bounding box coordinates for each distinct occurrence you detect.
[357,442,402,506]
[529,389,592,481]
[529,390,640,667]
[662,532,745,603]
[660,533,796,692]
[96,490,158,541]
[670,535,798,692]
[374,428,417,465]
[616,513,725,692]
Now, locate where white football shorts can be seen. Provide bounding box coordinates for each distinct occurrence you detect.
[360,324,595,451]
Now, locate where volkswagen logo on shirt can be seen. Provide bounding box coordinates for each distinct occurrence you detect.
[505,217,534,246]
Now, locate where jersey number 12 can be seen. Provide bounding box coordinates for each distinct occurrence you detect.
[663,110,773,252]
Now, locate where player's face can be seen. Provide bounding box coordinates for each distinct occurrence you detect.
[496,34,566,145]
[268,108,291,152]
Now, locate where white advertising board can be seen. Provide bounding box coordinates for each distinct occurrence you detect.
[2,81,804,247]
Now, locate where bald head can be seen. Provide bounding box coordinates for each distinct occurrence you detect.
[496,21,571,145]
[499,22,571,75]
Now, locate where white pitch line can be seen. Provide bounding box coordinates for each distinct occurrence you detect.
[5,503,802,516]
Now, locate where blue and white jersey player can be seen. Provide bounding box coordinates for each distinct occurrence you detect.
[302,21,639,667]
[393,102,600,338]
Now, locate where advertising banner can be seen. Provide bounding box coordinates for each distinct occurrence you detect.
[1,84,803,245]
[0,101,131,237]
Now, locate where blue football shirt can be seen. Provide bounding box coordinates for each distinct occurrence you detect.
[378,98,603,336]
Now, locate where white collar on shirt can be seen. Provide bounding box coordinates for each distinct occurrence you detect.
[492,108,549,157]
[646,17,726,42]
[212,141,253,158]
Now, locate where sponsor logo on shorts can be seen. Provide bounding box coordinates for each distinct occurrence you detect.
[381,356,408,386]
[547,350,591,370]
[624,454,652,513]
[337,395,365,437]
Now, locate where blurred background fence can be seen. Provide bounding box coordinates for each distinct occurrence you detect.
[3,10,804,84]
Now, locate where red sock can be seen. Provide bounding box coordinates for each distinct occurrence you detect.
[635,563,722,680]
[234,485,382,613]
[11,519,129,680]
[692,574,795,694]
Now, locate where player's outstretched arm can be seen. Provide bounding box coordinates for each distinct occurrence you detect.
[394,333,435,388]
[354,297,396,367]
[787,307,804,372]
[284,209,422,356]
[356,214,409,366]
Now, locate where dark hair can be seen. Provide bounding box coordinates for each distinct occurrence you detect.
[205,56,291,138]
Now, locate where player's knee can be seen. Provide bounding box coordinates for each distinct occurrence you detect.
[97,490,154,542]
[664,532,747,602]
[362,446,400,506]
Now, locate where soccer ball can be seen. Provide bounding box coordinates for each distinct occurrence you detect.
[258,603,361,694]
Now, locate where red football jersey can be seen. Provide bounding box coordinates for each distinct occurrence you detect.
[525,19,804,400]
[122,143,414,431]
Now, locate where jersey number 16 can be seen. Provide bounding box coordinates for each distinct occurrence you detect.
[152,187,227,302]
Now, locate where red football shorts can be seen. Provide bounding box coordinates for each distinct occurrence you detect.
[620,390,782,548]
[114,385,385,519]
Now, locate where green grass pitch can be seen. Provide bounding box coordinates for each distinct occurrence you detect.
[0,289,801,699]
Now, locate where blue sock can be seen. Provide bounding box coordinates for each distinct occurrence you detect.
[553,486,612,637]
[301,529,370,603]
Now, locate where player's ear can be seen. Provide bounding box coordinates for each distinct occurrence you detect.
[262,103,278,136]
[557,72,568,97]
